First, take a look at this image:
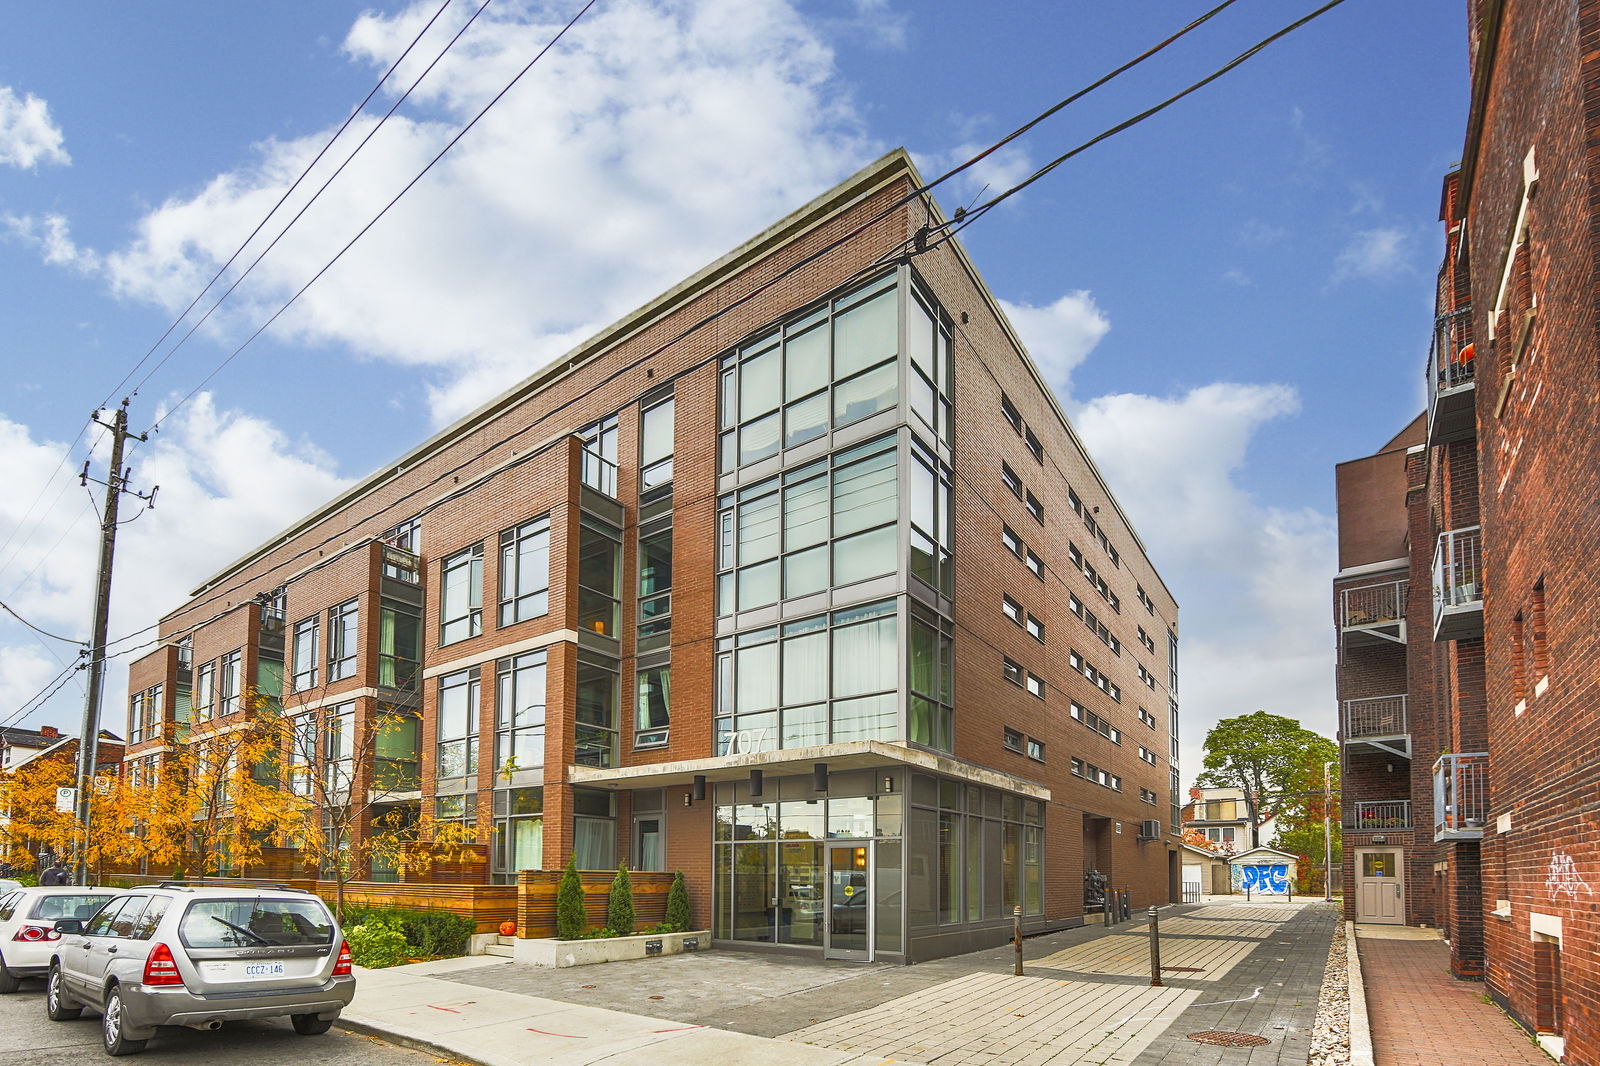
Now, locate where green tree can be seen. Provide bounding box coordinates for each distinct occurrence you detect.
[664,870,691,932]
[556,853,587,939]
[1196,711,1338,850]
[606,863,635,935]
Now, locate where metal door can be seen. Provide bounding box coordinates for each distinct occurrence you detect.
[1355,848,1404,923]
[824,842,873,961]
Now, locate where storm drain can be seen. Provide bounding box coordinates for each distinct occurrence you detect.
[1161,966,1207,973]
[1187,1031,1270,1047]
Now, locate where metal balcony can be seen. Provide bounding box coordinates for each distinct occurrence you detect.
[381,543,422,585]
[1342,695,1410,758]
[1339,580,1407,647]
[1427,306,1475,445]
[1343,799,1411,831]
[1433,526,1484,641]
[581,447,618,498]
[1433,752,1489,841]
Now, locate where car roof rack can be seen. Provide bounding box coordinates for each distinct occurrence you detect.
[153,881,309,894]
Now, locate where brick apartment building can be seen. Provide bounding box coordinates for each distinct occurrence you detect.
[120,149,1182,963]
[1334,2,1600,1059]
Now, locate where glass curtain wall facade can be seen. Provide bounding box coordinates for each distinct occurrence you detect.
[705,268,1035,959]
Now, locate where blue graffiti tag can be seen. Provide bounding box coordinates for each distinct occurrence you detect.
[1241,864,1289,894]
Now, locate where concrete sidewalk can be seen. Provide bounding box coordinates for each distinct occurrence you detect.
[340,955,895,1066]
[341,900,1337,1066]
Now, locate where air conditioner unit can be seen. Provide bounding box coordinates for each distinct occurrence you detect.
[1140,819,1162,839]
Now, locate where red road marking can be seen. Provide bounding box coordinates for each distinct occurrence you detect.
[526,1028,587,1038]
[427,1005,461,1013]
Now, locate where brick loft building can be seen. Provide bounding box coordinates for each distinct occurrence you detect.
[1334,169,1484,968]
[121,149,1183,963]
[1333,2,1600,1058]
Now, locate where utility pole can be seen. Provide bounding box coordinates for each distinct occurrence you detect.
[73,399,155,885]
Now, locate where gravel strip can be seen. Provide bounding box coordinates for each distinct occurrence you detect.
[1309,925,1351,1065]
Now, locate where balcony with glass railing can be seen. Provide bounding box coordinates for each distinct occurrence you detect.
[1427,306,1475,445]
[1339,579,1407,647]
[1434,751,1489,841]
[1342,694,1409,758]
[581,446,618,499]
[1343,799,1411,831]
[1433,526,1483,641]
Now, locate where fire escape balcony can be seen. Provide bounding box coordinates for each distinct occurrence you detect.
[1433,526,1483,641]
[1427,306,1475,446]
[1342,695,1409,759]
[1343,799,1411,831]
[1339,580,1407,648]
[1433,752,1489,841]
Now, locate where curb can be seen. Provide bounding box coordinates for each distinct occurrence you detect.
[337,1016,498,1066]
[1345,921,1374,1066]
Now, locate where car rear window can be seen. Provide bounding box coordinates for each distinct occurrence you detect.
[31,894,118,922]
[179,898,334,948]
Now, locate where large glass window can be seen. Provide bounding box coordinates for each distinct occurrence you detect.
[437,668,479,780]
[327,599,358,682]
[374,715,420,792]
[218,650,242,716]
[573,788,616,869]
[640,395,675,489]
[498,516,551,626]
[379,600,420,691]
[909,443,954,596]
[287,713,315,796]
[716,600,897,754]
[636,664,670,748]
[195,661,215,723]
[638,518,672,651]
[575,655,618,768]
[909,609,954,752]
[495,651,546,774]
[440,545,483,645]
[493,787,543,881]
[323,702,354,794]
[291,617,318,692]
[906,286,954,442]
[578,517,621,638]
[720,273,900,474]
[718,435,897,615]
[579,414,619,496]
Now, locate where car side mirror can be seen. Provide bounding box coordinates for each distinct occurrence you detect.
[54,919,84,935]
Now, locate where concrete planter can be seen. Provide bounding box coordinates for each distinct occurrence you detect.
[513,929,710,968]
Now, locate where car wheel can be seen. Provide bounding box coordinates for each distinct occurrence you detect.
[46,964,82,1021]
[291,1014,333,1036]
[101,987,147,1056]
[0,951,20,994]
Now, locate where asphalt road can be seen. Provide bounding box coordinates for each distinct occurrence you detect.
[0,975,435,1066]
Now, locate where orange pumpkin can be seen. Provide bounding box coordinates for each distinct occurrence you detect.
[499,920,517,937]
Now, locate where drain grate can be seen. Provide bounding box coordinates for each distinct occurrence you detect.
[1188,1031,1270,1047]
[1162,966,1207,973]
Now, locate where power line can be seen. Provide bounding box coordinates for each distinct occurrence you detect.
[96,0,1325,650]
[918,0,1352,252]
[103,0,462,408]
[127,0,488,402]
[147,0,600,435]
[0,599,84,646]
[0,657,86,733]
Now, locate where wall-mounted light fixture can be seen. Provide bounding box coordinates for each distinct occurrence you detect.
[813,763,829,793]
[692,775,707,802]
[749,769,764,798]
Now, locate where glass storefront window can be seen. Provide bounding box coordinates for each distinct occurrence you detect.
[578,517,621,638]
[827,797,874,838]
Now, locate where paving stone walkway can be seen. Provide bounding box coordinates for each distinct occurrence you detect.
[440,899,1337,1065]
[1358,932,1551,1066]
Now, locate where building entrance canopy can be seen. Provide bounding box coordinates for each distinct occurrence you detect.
[566,739,1050,800]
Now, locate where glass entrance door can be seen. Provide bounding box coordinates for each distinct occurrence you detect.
[825,842,873,960]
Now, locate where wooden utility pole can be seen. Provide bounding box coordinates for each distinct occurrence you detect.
[72,399,154,885]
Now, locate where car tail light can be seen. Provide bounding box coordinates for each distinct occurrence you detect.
[142,943,185,987]
[12,925,59,942]
[332,940,352,977]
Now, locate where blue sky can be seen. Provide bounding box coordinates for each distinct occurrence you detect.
[0,0,1465,780]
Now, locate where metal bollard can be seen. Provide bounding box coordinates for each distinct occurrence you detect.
[1148,906,1163,987]
[1013,905,1023,976]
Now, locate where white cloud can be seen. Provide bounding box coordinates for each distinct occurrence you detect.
[998,291,1110,400]
[53,0,877,426]
[0,400,347,732]
[2,212,99,273]
[1332,226,1409,284]
[1070,381,1336,780]
[1222,268,1251,287]
[0,85,69,169]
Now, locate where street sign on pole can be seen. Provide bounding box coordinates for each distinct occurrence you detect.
[55,787,77,814]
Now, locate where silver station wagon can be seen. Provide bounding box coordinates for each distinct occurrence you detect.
[46,884,355,1056]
